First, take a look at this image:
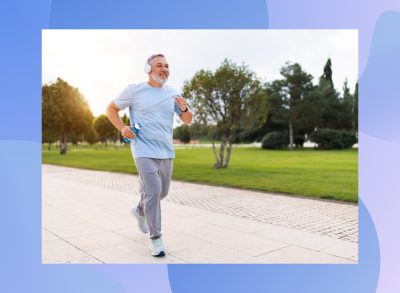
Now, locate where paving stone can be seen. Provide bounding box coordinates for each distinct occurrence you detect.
[42,239,102,264]
[253,226,344,251]
[255,245,356,264]
[64,230,133,251]
[320,240,358,259]
[88,242,188,264]
[42,229,60,242]
[179,225,290,257]
[169,242,263,264]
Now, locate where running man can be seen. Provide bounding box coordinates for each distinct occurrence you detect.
[106,54,192,256]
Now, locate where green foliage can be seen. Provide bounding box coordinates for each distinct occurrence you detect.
[313,78,355,132]
[321,58,333,87]
[84,127,99,145]
[340,131,358,149]
[294,133,306,147]
[183,59,268,168]
[69,133,82,146]
[174,125,191,143]
[42,128,58,144]
[337,79,355,130]
[266,63,314,149]
[42,78,94,154]
[310,128,357,149]
[93,115,117,144]
[187,122,215,141]
[316,80,338,129]
[353,82,358,131]
[261,131,288,149]
[121,114,130,126]
[118,114,130,142]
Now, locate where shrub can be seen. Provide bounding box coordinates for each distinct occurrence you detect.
[294,133,305,148]
[261,131,288,149]
[174,125,191,143]
[310,129,357,149]
[339,131,358,148]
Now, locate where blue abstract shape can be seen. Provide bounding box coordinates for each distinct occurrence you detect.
[0,141,124,293]
[95,265,172,293]
[359,132,400,293]
[49,0,268,28]
[168,199,379,293]
[360,11,400,142]
[0,0,52,142]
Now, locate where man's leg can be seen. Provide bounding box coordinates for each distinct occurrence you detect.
[137,173,146,217]
[159,159,173,200]
[134,158,162,239]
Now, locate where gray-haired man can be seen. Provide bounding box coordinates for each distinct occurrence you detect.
[106,54,192,256]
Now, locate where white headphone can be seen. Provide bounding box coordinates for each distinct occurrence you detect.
[144,54,166,74]
[144,59,152,74]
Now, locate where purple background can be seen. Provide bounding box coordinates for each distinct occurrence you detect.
[1,0,399,292]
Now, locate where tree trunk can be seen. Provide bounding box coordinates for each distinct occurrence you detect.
[215,140,226,169]
[222,142,233,168]
[211,140,220,167]
[47,142,51,151]
[60,133,68,155]
[288,120,294,150]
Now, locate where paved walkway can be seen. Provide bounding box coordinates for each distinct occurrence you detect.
[42,164,358,264]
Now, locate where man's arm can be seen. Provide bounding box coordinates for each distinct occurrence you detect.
[175,97,193,125]
[106,101,135,139]
[179,110,193,125]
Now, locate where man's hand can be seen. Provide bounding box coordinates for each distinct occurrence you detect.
[175,96,192,124]
[175,96,188,111]
[121,125,135,139]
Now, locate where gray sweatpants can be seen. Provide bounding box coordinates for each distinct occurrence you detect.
[134,157,173,239]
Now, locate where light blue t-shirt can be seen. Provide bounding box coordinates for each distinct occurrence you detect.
[114,82,182,159]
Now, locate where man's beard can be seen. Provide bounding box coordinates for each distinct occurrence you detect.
[151,73,168,84]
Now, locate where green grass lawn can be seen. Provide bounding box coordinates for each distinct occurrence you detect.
[42,146,358,202]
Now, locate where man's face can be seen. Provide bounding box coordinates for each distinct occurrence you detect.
[150,56,169,84]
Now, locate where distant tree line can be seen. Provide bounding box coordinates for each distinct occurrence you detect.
[42,78,129,154]
[257,59,358,150]
[178,58,358,157]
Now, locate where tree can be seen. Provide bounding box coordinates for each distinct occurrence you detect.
[337,79,355,131]
[268,63,314,149]
[353,82,358,133]
[183,59,268,168]
[42,128,58,150]
[93,115,117,145]
[42,78,93,154]
[321,58,333,87]
[84,126,99,145]
[316,58,342,129]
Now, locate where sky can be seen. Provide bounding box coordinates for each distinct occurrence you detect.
[42,29,358,117]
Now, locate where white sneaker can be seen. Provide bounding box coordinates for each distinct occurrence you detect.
[150,238,165,257]
[130,208,149,234]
